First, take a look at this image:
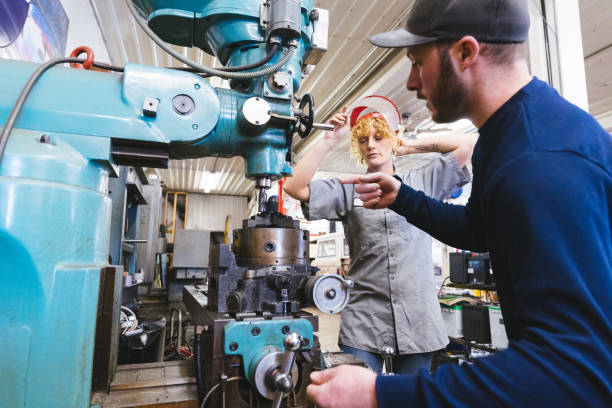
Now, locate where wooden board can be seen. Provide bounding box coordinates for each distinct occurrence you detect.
[98,360,199,408]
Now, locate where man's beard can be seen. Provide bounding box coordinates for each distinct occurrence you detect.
[428,48,469,123]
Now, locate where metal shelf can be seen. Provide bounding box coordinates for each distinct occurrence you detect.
[447,282,497,291]
[449,336,498,353]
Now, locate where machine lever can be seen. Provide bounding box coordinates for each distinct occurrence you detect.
[269,112,333,132]
[271,332,302,408]
[311,122,334,131]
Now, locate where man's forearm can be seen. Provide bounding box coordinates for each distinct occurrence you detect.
[283,138,336,201]
[401,133,476,153]
[400,133,477,166]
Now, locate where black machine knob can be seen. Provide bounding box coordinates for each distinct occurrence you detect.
[226,291,245,313]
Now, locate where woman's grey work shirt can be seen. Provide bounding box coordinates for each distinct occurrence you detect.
[302,153,471,355]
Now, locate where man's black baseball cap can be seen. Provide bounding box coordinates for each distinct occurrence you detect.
[369,0,530,48]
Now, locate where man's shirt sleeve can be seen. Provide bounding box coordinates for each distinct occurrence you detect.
[389,183,487,252]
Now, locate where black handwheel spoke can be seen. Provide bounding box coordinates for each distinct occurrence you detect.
[296,93,314,139]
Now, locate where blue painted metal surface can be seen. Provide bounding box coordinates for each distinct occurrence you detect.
[136,0,314,63]
[0,129,112,407]
[223,319,314,385]
[0,60,220,145]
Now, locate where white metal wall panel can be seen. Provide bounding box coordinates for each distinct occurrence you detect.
[186,193,248,232]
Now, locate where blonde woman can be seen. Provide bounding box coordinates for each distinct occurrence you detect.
[284,105,476,374]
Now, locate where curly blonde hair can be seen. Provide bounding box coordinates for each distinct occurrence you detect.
[350,116,399,167]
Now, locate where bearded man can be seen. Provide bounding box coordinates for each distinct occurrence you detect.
[306,0,612,407]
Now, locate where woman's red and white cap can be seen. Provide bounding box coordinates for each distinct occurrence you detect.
[348,95,401,131]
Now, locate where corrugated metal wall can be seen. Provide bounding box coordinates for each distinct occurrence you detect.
[580,0,612,130]
[186,193,248,232]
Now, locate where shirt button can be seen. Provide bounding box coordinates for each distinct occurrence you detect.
[390,275,396,280]
[392,298,398,304]
[389,231,393,235]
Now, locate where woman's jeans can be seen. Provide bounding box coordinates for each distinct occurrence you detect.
[339,343,434,374]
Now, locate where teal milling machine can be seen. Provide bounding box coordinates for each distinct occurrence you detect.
[0,1,353,407]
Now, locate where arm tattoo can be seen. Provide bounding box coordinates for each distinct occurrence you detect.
[413,143,442,153]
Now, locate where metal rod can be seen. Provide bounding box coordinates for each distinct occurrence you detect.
[122,239,148,243]
[269,112,299,122]
[311,122,334,131]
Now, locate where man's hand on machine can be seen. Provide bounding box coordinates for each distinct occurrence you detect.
[340,173,401,209]
[306,365,378,408]
[323,106,350,144]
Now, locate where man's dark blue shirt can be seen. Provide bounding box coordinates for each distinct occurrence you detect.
[376,77,612,406]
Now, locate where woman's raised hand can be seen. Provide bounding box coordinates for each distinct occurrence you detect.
[324,106,350,144]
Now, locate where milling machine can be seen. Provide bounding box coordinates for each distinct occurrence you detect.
[184,195,353,407]
[0,1,348,407]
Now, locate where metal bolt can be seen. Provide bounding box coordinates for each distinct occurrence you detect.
[192,124,198,130]
[281,325,290,334]
[251,327,261,336]
[194,83,201,90]
[325,288,337,299]
[229,342,239,351]
[39,134,51,144]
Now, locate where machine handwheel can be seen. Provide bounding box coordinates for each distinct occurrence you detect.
[296,94,314,139]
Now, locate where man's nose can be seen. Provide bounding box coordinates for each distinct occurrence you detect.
[406,66,420,92]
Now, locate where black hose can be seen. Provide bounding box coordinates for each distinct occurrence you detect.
[220,43,280,72]
[168,43,280,75]
[195,333,205,405]
[92,61,125,72]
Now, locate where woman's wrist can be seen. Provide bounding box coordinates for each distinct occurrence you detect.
[321,133,341,148]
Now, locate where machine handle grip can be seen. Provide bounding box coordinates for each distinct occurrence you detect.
[271,332,302,408]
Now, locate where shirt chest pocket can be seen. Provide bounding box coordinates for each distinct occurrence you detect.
[389,212,418,241]
[346,207,382,250]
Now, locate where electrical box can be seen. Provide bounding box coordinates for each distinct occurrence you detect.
[449,252,493,285]
[440,304,463,338]
[488,306,509,349]
[461,303,491,343]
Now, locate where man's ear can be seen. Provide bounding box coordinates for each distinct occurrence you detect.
[453,36,480,70]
